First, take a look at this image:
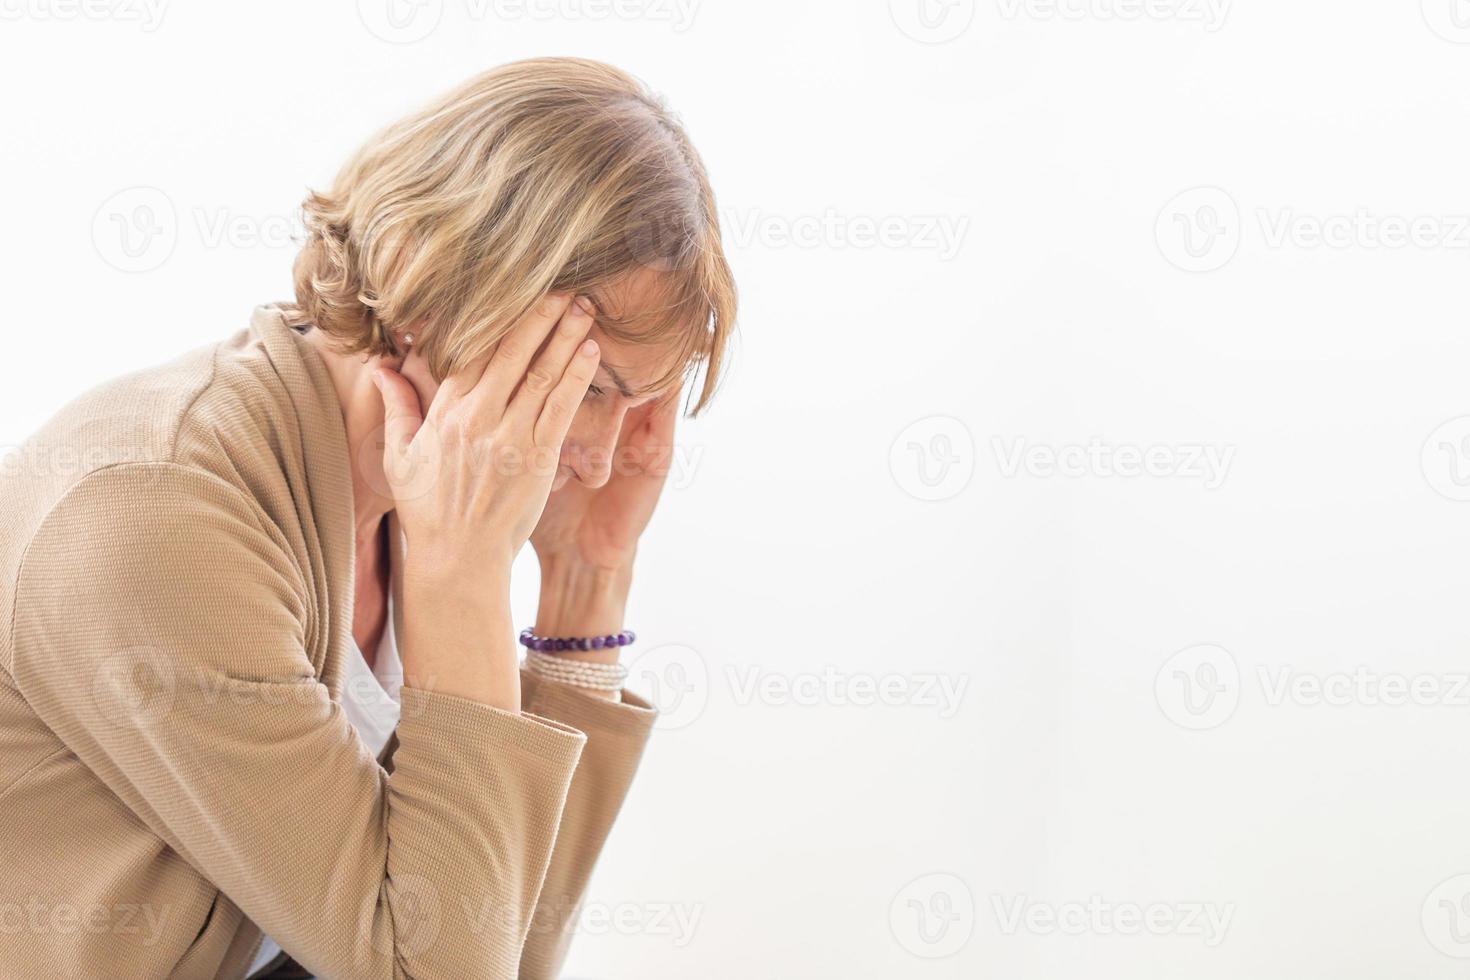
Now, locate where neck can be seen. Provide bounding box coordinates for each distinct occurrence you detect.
[302,330,398,555]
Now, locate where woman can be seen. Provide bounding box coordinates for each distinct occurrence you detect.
[0,58,735,978]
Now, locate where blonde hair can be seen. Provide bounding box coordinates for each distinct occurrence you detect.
[286,57,736,413]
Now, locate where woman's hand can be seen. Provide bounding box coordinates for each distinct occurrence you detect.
[372,293,601,711]
[529,390,679,643]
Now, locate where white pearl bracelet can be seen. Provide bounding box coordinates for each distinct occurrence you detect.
[524,649,629,692]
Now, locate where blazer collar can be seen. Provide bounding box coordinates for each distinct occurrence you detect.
[249,303,356,683]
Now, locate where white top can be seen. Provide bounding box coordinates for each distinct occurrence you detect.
[247,602,403,977]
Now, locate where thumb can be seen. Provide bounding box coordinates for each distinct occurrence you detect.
[373,366,424,465]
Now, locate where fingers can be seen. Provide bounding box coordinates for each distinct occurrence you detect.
[532,337,601,449]
[373,367,424,463]
[505,295,598,425]
[471,293,577,411]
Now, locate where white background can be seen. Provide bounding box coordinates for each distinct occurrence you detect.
[5,1,1470,977]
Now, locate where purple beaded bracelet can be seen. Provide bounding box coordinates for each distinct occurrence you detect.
[518,628,636,654]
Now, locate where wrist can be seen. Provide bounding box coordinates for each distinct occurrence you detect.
[534,554,633,651]
[400,559,520,712]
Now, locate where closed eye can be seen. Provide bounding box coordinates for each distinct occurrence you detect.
[584,384,607,400]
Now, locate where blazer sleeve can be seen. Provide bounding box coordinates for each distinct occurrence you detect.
[9,462,586,979]
[514,670,657,979]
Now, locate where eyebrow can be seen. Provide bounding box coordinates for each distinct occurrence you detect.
[599,362,635,399]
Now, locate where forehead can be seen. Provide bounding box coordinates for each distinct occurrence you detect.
[594,264,667,312]
[585,324,680,401]
[586,266,696,398]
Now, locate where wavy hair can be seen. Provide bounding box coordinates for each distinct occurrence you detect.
[285,57,736,413]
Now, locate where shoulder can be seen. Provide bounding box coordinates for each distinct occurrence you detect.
[8,460,310,679]
[0,313,319,674]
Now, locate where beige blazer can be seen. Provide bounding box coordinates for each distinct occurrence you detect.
[0,306,656,978]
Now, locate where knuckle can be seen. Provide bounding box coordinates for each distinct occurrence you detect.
[495,341,524,364]
[540,396,570,428]
[524,367,556,392]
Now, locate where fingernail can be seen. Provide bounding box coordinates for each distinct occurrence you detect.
[579,339,599,357]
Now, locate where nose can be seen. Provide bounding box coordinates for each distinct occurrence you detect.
[566,402,630,489]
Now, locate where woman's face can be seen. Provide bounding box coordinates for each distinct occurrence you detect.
[551,322,671,490]
[398,268,681,492]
